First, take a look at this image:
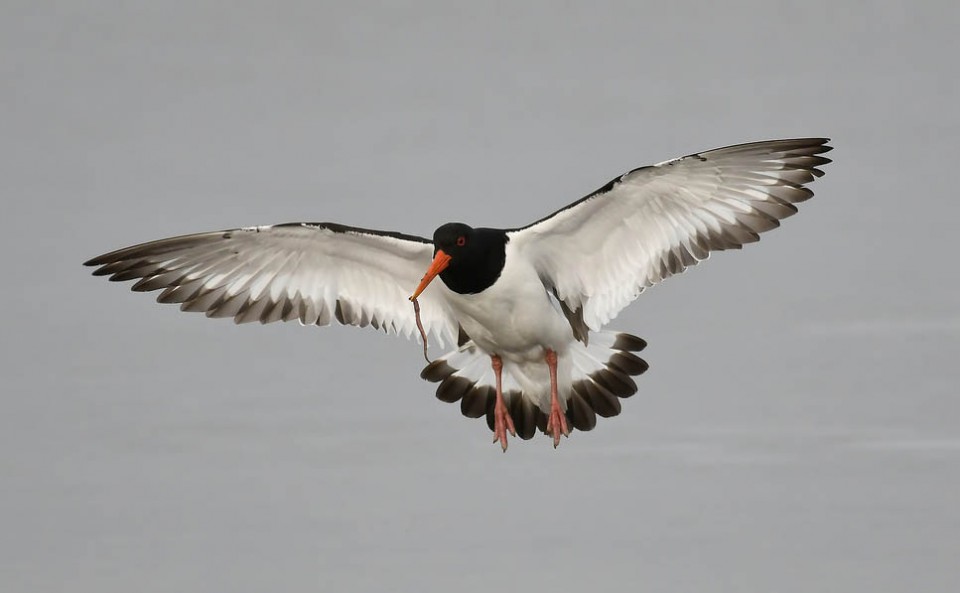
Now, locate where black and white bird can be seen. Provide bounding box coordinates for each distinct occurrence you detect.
[85,138,832,450]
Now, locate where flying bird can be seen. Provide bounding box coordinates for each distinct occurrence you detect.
[85,138,832,450]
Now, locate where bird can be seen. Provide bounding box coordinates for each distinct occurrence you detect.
[84,137,832,450]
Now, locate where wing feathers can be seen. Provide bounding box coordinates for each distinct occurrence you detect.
[85,223,457,345]
[510,138,831,329]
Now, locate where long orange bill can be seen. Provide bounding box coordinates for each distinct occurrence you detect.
[409,250,451,301]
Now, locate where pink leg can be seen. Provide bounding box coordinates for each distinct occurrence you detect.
[544,349,569,448]
[491,355,516,452]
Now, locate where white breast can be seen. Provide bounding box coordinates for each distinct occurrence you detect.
[439,242,575,362]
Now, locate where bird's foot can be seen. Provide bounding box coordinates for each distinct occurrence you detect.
[543,348,569,448]
[492,396,516,452]
[546,400,570,448]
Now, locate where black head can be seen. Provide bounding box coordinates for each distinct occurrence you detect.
[409,223,508,299]
[432,223,508,295]
[432,222,476,256]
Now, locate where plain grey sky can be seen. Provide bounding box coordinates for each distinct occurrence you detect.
[2,1,958,592]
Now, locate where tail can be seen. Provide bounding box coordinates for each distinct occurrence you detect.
[420,331,648,440]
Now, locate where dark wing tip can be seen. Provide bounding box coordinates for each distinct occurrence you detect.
[420,359,457,382]
[566,391,598,432]
[436,375,476,404]
[84,251,125,267]
[609,351,649,376]
[83,230,230,269]
[784,138,833,161]
[613,333,647,352]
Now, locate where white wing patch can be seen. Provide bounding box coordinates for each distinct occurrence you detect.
[509,138,832,330]
[85,223,459,347]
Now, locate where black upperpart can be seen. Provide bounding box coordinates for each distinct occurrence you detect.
[432,223,508,295]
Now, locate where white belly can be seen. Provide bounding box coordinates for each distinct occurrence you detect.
[439,244,574,363]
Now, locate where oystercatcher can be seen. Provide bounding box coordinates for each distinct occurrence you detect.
[85,138,832,450]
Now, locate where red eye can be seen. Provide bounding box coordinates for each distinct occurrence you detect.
[456,236,466,247]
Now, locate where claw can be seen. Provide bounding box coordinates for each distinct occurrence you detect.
[493,397,515,451]
[546,405,569,448]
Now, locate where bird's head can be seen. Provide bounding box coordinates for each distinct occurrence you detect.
[410,222,506,299]
[432,222,474,257]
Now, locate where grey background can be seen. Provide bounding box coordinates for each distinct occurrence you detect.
[2,1,958,591]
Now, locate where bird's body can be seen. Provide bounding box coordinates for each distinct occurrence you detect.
[445,239,573,361]
[85,138,832,450]
[439,240,576,415]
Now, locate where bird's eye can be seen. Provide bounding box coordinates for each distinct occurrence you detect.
[456,236,466,247]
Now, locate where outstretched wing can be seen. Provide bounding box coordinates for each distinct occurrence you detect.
[85,222,459,347]
[508,138,832,330]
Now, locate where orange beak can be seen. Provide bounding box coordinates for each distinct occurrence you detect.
[409,250,452,301]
